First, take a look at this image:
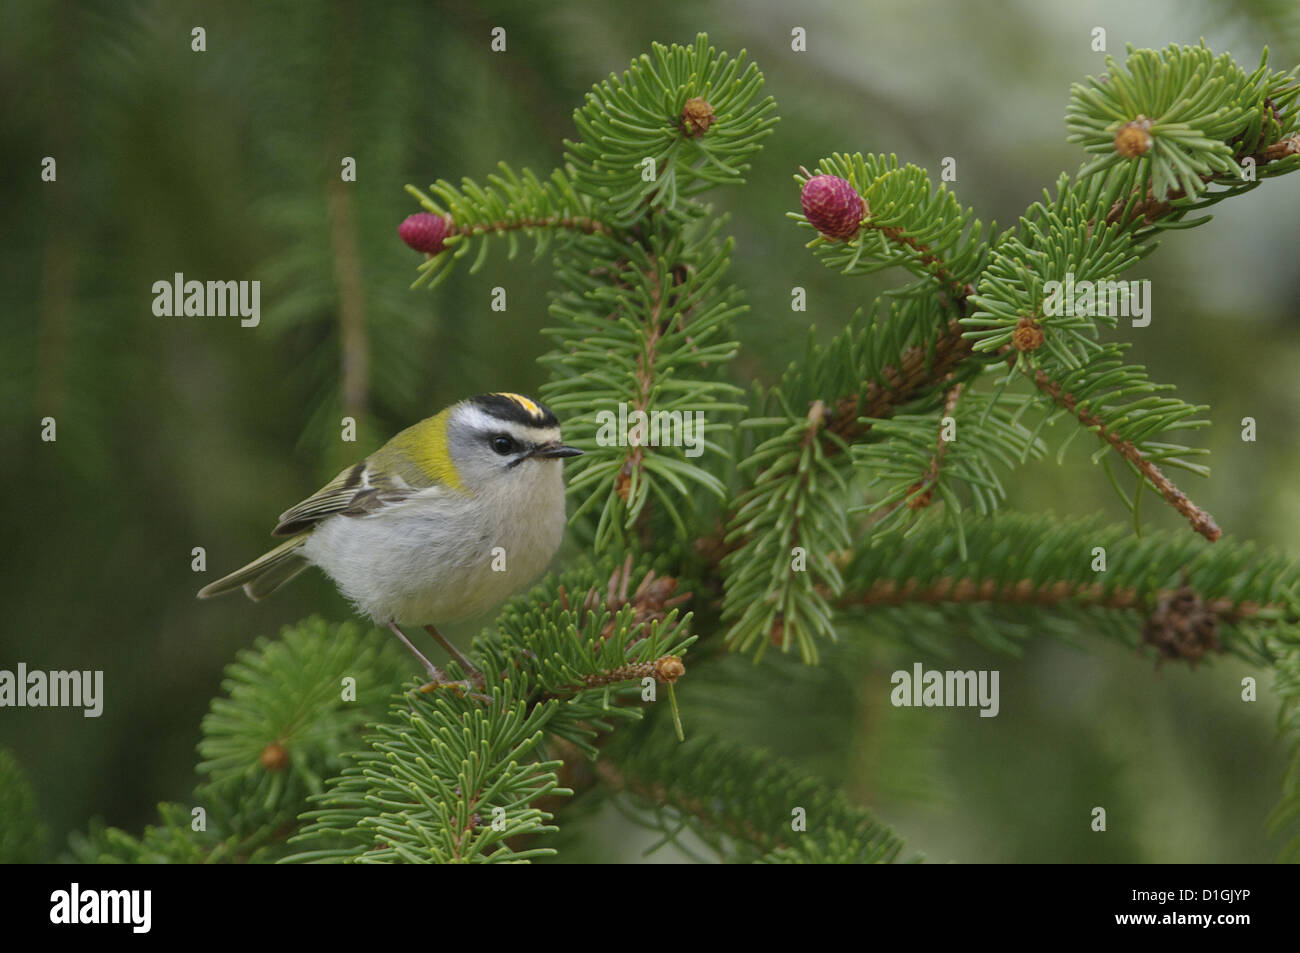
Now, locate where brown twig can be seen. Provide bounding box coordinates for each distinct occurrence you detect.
[831,575,1270,621]
[903,379,962,511]
[610,259,665,513]
[578,656,685,689]
[454,214,611,239]
[1023,364,1220,541]
[554,554,692,645]
[828,320,975,447]
[870,224,967,300]
[606,255,702,543]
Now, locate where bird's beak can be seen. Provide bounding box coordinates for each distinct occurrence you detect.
[535,442,583,459]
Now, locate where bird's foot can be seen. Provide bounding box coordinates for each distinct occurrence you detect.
[415,676,492,704]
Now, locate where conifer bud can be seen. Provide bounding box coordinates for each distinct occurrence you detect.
[1012,316,1045,352]
[1264,133,1300,161]
[800,174,866,241]
[906,484,934,510]
[399,212,453,254]
[768,616,785,648]
[680,97,715,137]
[654,656,686,683]
[259,741,289,772]
[1113,117,1153,158]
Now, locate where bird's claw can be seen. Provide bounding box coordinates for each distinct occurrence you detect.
[415,677,492,704]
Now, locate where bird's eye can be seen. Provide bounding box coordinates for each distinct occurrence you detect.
[491,434,517,455]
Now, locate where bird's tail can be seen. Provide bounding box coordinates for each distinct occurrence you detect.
[197,535,310,601]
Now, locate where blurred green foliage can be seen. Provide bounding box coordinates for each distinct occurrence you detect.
[2,0,1298,861]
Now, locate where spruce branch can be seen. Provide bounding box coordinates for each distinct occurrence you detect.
[1098,128,1299,232]
[721,398,852,662]
[1066,43,1299,202]
[963,176,1146,366]
[835,574,1255,616]
[540,202,747,549]
[874,379,963,515]
[831,318,979,441]
[712,41,1300,676]
[576,656,686,690]
[1269,643,1300,860]
[469,561,696,753]
[793,153,993,299]
[554,553,692,641]
[66,34,1300,866]
[835,513,1300,665]
[287,688,567,864]
[196,618,412,835]
[406,164,611,288]
[718,306,987,660]
[565,33,777,225]
[760,44,1300,560]
[599,718,909,863]
[1019,358,1220,541]
[958,176,1220,536]
[0,749,47,863]
[451,212,611,240]
[269,561,694,863]
[1068,47,1300,233]
[67,802,290,865]
[66,621,413,864]
[851,387,1046,557]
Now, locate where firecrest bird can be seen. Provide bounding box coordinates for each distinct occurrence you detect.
[198,392,582,688]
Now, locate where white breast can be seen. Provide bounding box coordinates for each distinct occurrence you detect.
[301,466,567,626]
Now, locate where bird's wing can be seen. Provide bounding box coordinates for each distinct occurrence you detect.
[272,460,418,536]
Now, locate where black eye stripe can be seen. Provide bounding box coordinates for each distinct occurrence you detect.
[491,434,518,455]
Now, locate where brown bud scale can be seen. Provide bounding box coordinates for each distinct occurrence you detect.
[1012,316,1045,352]
[1114,116,1154,158]
[680,97,715,137]
[259,741,289,772]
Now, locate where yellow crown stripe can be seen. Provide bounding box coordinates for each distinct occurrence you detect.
[494,392,542,418]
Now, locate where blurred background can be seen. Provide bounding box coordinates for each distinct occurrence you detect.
[2,0,1298,862]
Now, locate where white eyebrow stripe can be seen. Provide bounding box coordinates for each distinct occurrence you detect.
[501,424,562,444]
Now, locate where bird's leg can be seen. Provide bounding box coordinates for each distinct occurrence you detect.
[387,620,446,681]
[424,624,486,689]
[388,621,488,701]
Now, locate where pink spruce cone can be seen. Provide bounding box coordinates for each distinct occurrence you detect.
[800,174,865,241]
[398,212,453,254]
